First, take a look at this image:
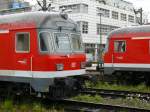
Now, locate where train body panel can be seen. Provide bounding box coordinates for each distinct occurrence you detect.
[0,11,86,93]
[104,25,150,75]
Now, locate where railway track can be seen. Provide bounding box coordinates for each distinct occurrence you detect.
[80,88,150,101]
[0,88,150,112]
[49,98,150,112]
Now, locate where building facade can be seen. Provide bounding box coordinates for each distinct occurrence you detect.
[0,0,12,10]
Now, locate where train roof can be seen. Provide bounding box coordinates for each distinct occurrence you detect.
[0,11,79,31]
[109,25,150,38]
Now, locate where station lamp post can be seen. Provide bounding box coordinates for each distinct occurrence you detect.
[97,11,103,70]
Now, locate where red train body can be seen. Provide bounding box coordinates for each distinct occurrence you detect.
[0,11,86,94]
[104,25,150,77]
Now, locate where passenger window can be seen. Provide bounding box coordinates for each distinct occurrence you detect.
[16,33,30,52]
[114,41,126,52]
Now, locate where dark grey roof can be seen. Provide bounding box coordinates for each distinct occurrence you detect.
[109,25,150,38]
[0,11,78,30]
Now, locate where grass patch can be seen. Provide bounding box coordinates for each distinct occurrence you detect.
[73,94,103,103]
[85,81,150,93]
[72,94,150,110]
[0,98,64,112]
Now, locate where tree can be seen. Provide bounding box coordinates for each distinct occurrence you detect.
[36,0,52,11]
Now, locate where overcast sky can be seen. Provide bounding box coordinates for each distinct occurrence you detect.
[126,0,150,12]
[25,0,150,18]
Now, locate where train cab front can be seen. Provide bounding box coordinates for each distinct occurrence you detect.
[30,12,87,96]
[32,31,86,95]
[36,32,86,75]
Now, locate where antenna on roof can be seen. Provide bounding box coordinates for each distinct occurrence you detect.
[36,0,53,11]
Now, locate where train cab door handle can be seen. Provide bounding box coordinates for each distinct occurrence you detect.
[17,59,27,64]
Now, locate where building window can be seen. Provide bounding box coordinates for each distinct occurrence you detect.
[16,33,30,52]
[97,24,119,35]
[128,15,134,23]
[97,7,110,18]
[112,11,118,19]
[121,13,127,21]
[114,41,126,53]
[77,21,88,34]
[82,22,88,34]
[85,43,95,53]
[60,4,88,13]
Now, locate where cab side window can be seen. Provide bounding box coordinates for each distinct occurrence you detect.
[114,41,126,53]
[16,33,30,52]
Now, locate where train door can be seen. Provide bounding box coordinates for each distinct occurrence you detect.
[14,32,32,72]
[0,30,13,70]
[112,40,126,67]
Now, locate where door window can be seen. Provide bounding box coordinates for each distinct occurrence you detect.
[16,33,30,53]
[114,41,126,53]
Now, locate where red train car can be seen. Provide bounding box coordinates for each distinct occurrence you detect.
[0,11,86,96]
[104,25,150,84]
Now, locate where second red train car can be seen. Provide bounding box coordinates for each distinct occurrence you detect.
[104,25,150,84]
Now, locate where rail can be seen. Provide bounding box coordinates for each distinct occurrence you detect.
[50,98,150,112]
[80,88,150,100]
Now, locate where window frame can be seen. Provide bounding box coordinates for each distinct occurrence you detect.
[121,13,127,21]
[59,3,88,14]
[38,31,53,53]
[53,32,72,53]
[15,32,30,53]
[112,11,119,20]
[128,15,134,23]
[82,21,88,34]
[97,24,119,35]
[70,33,84,52]
[114,40,126,53]
[97,7,110,18]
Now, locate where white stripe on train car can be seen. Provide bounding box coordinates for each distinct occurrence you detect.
[0,69,86,78]
[105,63,150,68]
[0,29,9,34]
[132,37,150,40]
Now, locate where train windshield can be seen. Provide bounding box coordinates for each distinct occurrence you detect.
[54,33,71,53]
[71,34,83,52]
[39,32,83,53]
[39,32,53,53]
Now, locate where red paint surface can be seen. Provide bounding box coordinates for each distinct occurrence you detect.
[0,22,86,72]
[104,32,150,64]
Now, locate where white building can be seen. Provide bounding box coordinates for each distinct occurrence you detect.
[33,0,147,61]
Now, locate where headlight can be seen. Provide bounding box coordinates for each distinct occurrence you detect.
[56,64,64,71]
[81,62,86,69]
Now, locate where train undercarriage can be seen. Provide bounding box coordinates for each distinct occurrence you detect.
[110,71,150,86]
[0,76,86,98]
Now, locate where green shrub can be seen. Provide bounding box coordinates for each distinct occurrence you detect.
[85,81,150,93]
